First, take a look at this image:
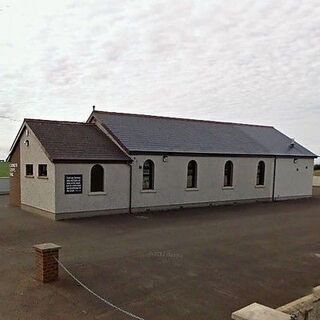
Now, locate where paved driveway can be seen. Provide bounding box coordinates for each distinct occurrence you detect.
[0,195,320,320]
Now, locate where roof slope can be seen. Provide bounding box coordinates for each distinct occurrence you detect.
[92,111,316,157]
[26,119,130,162]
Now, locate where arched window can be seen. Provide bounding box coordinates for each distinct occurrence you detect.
[256,161,265,186]
[90,164,104,192]
[224,161,233,187]
[187,160,197,188]
[143,160,154,190]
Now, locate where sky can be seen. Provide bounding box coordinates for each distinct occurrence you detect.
[0,0,319,161]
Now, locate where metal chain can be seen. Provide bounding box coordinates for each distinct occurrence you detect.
[54,256,145,320]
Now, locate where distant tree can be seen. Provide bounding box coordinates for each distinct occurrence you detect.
[314,164,320,171]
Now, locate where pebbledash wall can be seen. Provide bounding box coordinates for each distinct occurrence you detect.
[16,124,314,220]
[39,155,314,218]
[55,163,130,218]
[131,155,313,212]
[131,155,274,211]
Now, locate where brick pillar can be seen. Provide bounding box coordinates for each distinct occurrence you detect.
[33,243,61,283]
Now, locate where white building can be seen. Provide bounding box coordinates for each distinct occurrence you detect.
[7,110,317,220]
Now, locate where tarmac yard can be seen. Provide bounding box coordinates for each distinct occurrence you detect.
[0,194,320,320]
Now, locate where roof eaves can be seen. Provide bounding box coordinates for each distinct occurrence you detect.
[24,118,85,125]
[86,111,96,124]
[274,128,317,158]
[129,150,317,158]
[91,113,130,154]
[7,120,28,161]
[52,158,132,164]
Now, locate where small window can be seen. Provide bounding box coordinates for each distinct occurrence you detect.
[187,160,197,188]
[224,161,233,187]
[90,164,104,192]
[26,164,33,176]
[256,161,265,186]
[143,160,154,190]
[38,164,47,177]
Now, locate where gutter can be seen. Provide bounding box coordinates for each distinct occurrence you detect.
[128,163,132,214]
[130,150,317,158]
[272,156,277,201]
[52,159,132,164]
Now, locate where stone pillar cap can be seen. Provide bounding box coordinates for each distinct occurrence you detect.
[33,243,62,252]
[313,285,320,299]
[232,303,291,320]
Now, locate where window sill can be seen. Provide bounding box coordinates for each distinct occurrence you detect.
[255,185,265,188]
[185,187,199,191]
[141,189,156,193]
[25,175,34,178]
[38,176,48,179]
[88,192,106,196]
[222,186,234,190]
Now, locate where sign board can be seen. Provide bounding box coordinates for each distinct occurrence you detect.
[10,163,18,177]
[64,175,82,194]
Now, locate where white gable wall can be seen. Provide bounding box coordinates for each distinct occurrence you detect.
[274,157,314,199]
[20,126,56,214]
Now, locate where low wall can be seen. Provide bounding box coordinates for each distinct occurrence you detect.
[277,286,320,320]
[232,285,320,320]
[0,177,9,194]
[313,176,320,186]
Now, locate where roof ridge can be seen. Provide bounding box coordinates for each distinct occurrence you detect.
[25,118,88,125]
[93,110,273,128]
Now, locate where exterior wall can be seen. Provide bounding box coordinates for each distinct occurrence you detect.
[274,158,314,199]
[54,163,130,216]
[131,155,275,210]
[9,143,21,206]
[16,136,315,218]
[20,127,55,213]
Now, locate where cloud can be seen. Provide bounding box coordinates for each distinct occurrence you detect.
[0,0,319,158]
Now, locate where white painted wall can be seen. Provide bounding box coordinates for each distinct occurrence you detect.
[274,158,314,199]
[55,163,130,214]
[0,177,9,194]
[20,126,55,212]
[131,155,274,210]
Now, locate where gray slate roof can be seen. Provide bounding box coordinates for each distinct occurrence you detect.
[92,111,316,158]
[26,119,130,162]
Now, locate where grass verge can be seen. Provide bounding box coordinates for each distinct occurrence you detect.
[0,162,9,177]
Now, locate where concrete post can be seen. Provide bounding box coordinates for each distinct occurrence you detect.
[33,243,61,283]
